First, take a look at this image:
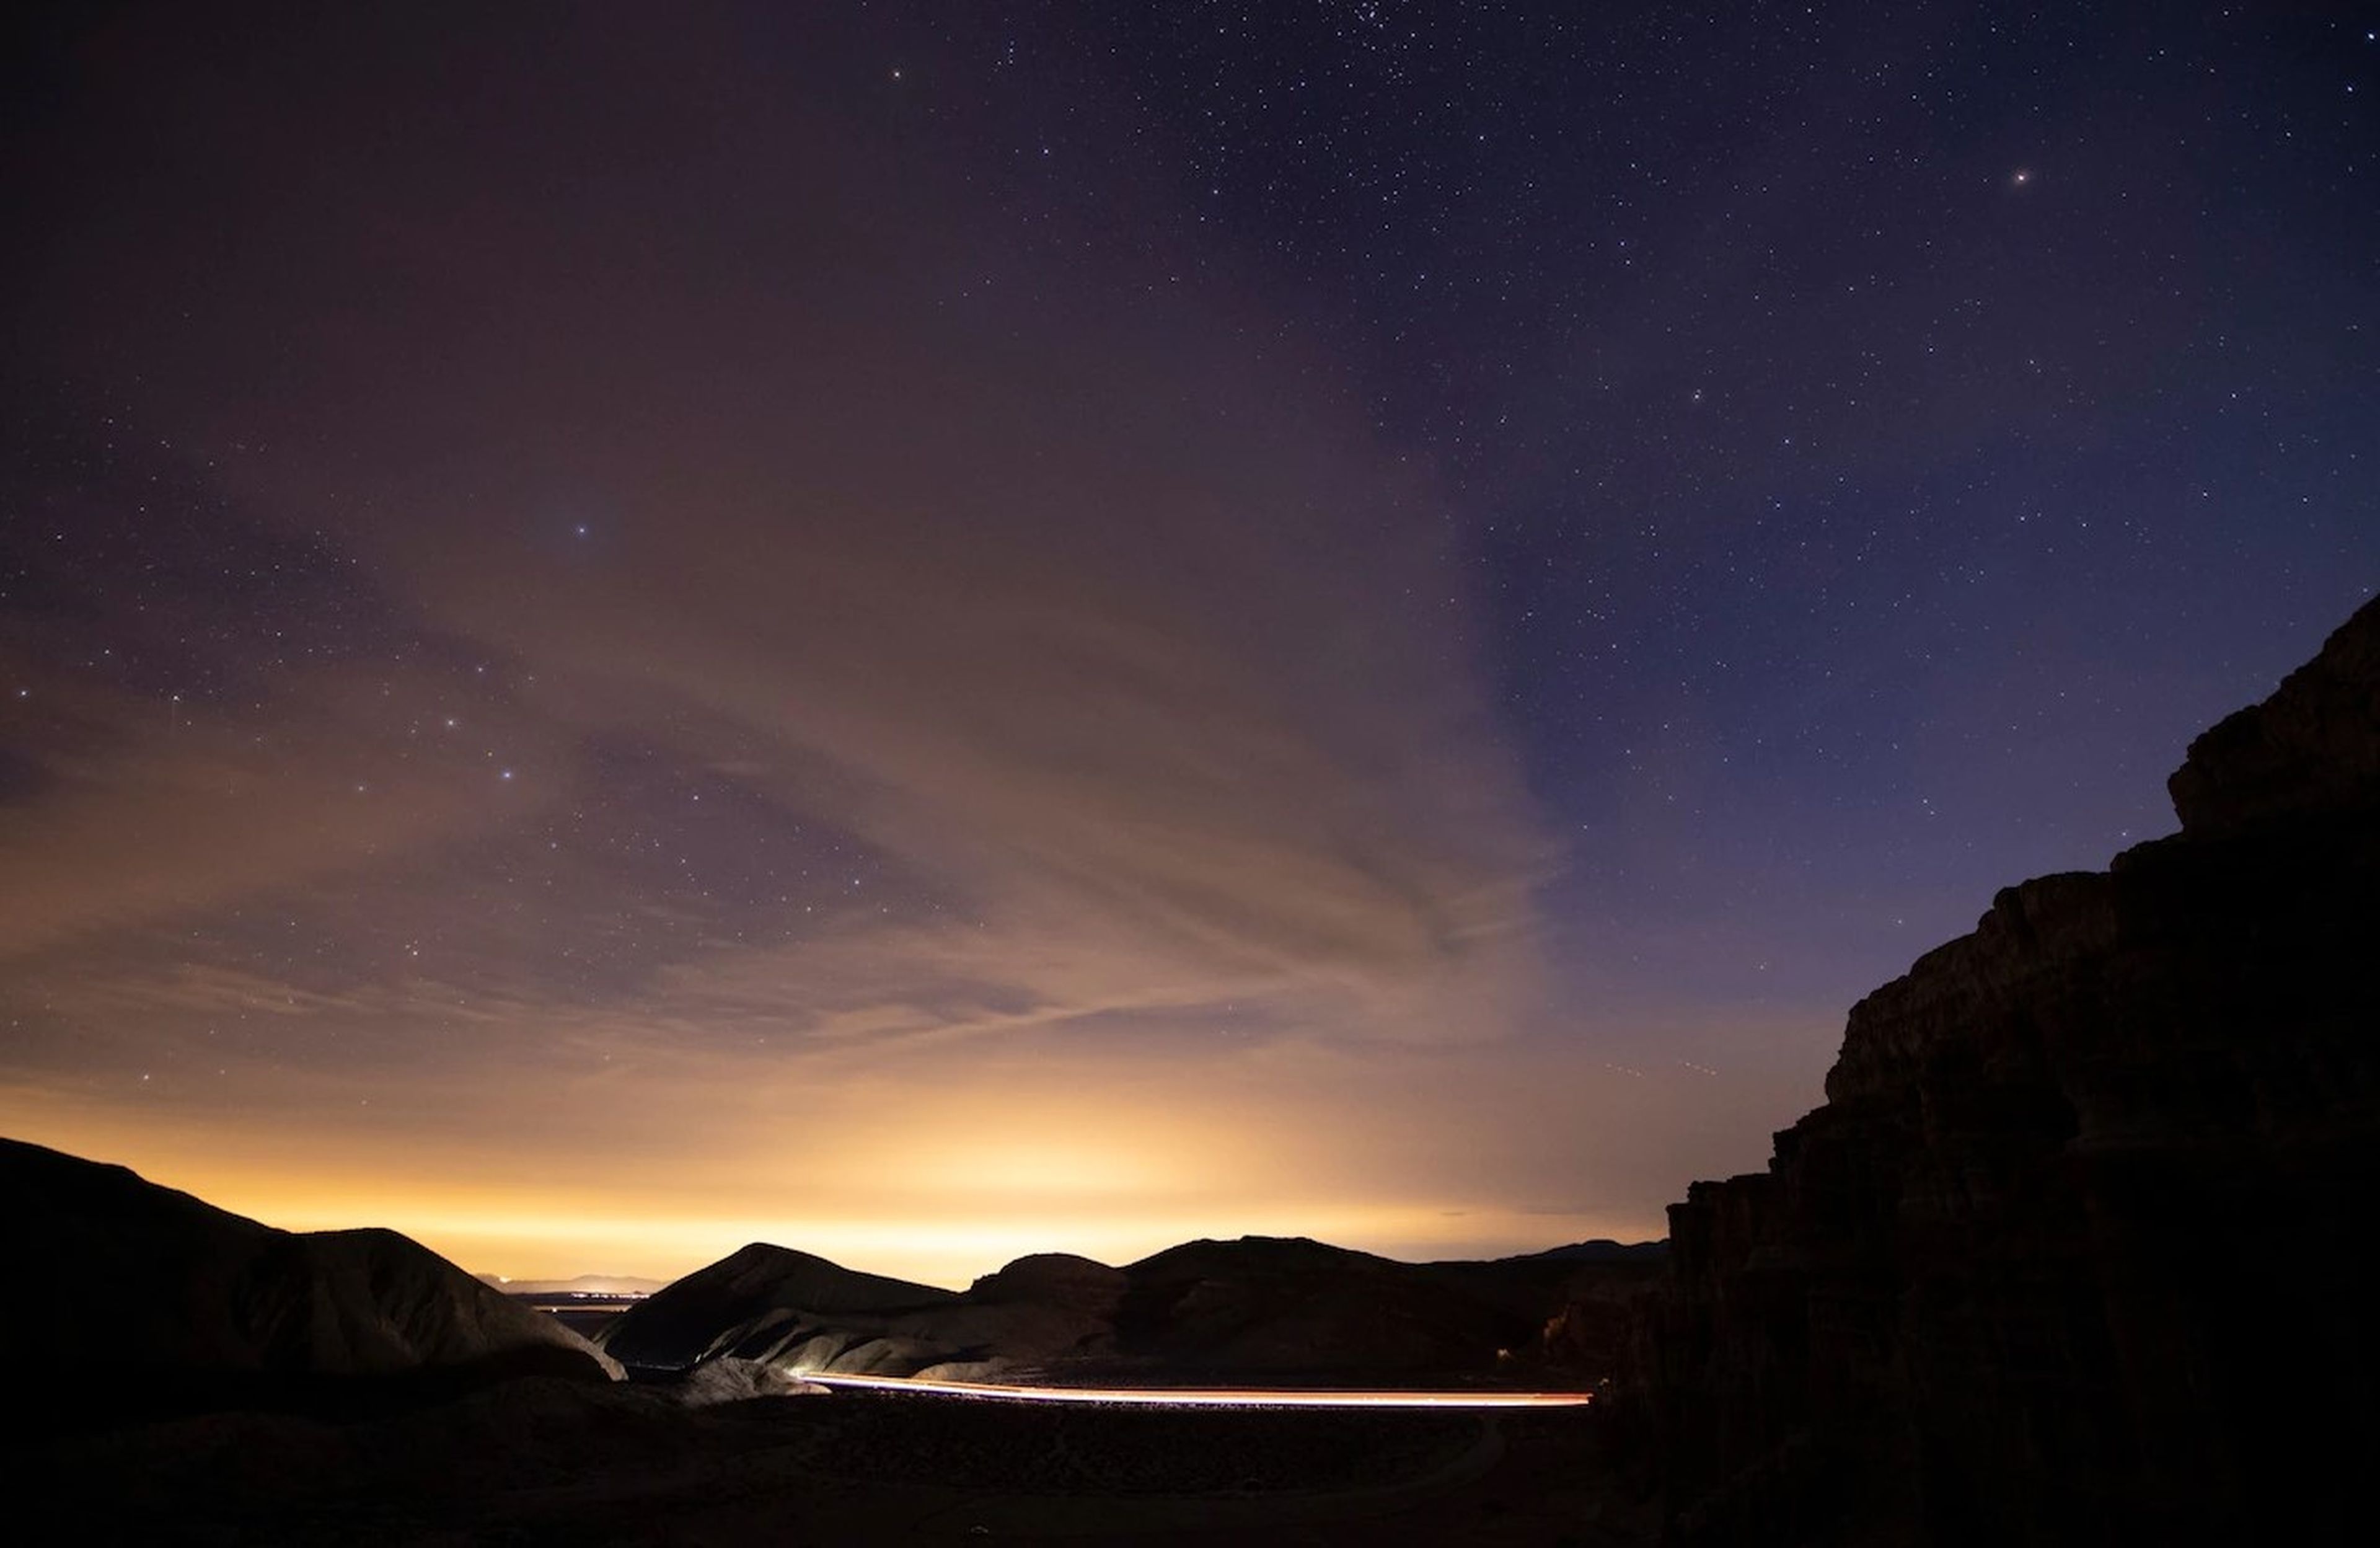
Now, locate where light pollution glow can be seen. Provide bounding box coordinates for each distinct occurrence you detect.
[0,8,1865,1288]
[1,1006,1813,1286]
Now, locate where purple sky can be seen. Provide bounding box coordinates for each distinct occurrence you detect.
[2,3,2372,1283]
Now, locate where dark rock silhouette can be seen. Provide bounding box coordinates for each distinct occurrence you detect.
[1119,1234,1642,1374]
[594,1241,970,1375]
[1512,1239,1670,1267]
[1622,594,2380,1545]
[599,1229,1662,1383]
[967,1250,1130,1315]
[1116,1236,1509,1372]
[0,1136,622,1416]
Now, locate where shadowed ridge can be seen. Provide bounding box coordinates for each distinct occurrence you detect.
[1113,1234,1556,1374]
[646,1241,960,1314]
[1123,1234,1403,1276]
[596,1231,1660,1385]
[0,1135,622,1409]
[967,1252,1127,1311]
[2,1132,273,1238]
[594,1241,959,1371]
[1488,1239,1667,1267]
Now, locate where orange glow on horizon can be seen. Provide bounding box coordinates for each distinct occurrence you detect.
[1,991,1815,1287]
[2,1076,1678,1286]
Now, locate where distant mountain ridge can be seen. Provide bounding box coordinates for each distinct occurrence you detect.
[476,1272,666,1297]
[596,1229,1665,1384]
[1496,1238,1667,1265]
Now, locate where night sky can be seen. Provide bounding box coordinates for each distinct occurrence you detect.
[3,2,2374,1285]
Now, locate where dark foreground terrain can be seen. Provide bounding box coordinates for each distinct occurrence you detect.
[11,1379,1654,1546]
[0,1133,1649,1544]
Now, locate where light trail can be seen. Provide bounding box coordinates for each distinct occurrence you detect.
[798,1372,1593,1409]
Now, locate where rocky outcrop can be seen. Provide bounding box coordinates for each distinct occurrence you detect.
[1623,595,2380,1545]
[0,1137,622,1407]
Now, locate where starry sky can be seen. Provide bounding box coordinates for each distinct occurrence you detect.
[2,2,2374,1286]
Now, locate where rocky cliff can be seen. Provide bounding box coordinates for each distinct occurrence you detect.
[1625,595,2380,1545]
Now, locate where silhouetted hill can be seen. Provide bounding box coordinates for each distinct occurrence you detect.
[0,1137,621,1417]
[1116,1234,1542,1373]
[966,1251,1129,1311]
[1621,593,2380,1545]
[1505,1239,1667,1266]
[599,1229,1661,1384]
[596,1242,967,1374]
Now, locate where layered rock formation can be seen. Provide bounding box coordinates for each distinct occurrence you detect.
[1625,595,2380,1544]
[0,1137,621,1412]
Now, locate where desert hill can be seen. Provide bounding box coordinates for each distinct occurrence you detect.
[0,1136,621,1412]
[596,1241,967,1375]
[597,1229,1663,1383]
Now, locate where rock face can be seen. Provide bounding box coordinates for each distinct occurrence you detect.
[1624,595,2380,1545]
[0,1137,622,1404]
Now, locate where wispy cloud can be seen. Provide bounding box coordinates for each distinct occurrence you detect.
[0,10,1581,1282]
